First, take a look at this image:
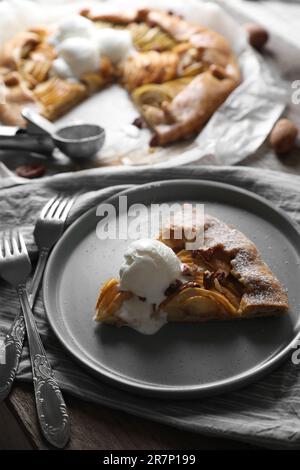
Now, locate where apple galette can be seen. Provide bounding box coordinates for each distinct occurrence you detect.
[0,8,240,145]
[95,212,288,334]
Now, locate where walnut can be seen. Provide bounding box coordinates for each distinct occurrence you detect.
[244,23,269,50]
[269,118,298,155]
[164,279,183,296]
[203,269,226,290]
[132,116,145,129]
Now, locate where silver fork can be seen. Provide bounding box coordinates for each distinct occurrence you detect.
[0,196,74,402]
[30,196,74,300]
[0,230,70,448]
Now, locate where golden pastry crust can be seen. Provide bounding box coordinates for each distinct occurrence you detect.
[201,215,288,316]
[33,77,88,121]
[124,9,240,145]
[95,212,288,325]
[148,72,238,145]
[0,29,116,124]
[0,31,41,68]
[160,212,288,316]
[81,8,140,25]
[0,71,35,126]
[0,8,240,146]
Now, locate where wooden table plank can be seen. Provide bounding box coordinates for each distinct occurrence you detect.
[0,401,32,450]
[3,383,253,450]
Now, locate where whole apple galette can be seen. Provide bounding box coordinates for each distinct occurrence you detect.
[95,211,288,334]
[0,8,240,146]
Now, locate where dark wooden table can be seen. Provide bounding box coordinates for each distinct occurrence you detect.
[1,383,254,450]
[1,1,300,450]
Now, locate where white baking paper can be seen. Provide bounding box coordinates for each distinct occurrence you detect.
[0,0,288,169]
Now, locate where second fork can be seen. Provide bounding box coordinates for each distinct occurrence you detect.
[0,196,74,402]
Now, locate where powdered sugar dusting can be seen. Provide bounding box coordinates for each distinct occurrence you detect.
[200,215,288,312]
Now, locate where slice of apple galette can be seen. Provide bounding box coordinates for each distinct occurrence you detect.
[95,212,288,335]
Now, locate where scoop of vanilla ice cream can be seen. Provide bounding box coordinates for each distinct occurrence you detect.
[119,239,182,305]
[96,28,134,63]
[57,37,99,79]
[54,15,95,43]
[51,57,74,79]
[51,17,133,80]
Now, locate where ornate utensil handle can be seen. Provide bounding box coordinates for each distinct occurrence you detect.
[0,314,26,401]
[28,248,49,306]
[18,285,70,448]
[0,248,50,402]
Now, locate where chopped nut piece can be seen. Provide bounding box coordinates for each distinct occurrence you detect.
[4,72,19,87]
[203,269,226,289]
[165,279,183,296]
[203,271,214,289]
[132,116,145,129]
[16,164,46,179]
[149,134,159,147]
[209,64,228,80]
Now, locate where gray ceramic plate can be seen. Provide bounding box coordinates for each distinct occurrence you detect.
[43,180,300,398]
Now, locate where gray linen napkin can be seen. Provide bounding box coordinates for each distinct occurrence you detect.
[1,164,300,450]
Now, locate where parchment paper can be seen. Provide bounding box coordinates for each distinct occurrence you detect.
[0,0,288,168]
